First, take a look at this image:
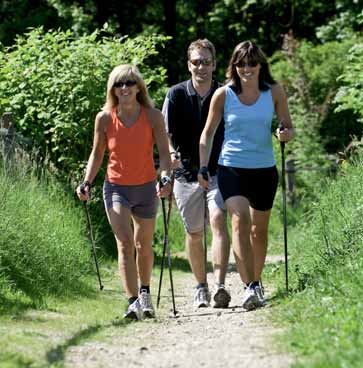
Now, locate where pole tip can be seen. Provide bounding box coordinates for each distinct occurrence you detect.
[169,310,179,318]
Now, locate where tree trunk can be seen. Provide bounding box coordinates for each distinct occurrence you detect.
[163,0,178,85]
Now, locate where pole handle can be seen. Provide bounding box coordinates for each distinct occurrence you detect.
[279,122,286,150]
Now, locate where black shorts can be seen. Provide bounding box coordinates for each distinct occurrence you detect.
[217,165,279,211]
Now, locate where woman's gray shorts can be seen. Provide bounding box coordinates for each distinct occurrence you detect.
[103,180,158,219]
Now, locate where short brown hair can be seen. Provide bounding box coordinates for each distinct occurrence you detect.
[187,39,216,61]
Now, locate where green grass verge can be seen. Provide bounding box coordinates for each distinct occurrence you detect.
[0,158,93,304]
[273,157,363,367]
[0,265,126,367]
[0,258,188,368]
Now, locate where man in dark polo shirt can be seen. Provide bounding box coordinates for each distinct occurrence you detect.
[162,39,230,308]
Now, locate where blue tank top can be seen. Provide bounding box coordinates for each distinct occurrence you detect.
[218,86,275,169]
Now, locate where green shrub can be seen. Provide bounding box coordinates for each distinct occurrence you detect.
[0,27,169,180]
[271,37,359,153]
[272,38,356,107]
[266,38,361,218]
[334,39,363,123]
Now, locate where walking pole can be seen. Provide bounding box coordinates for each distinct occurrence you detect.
[156,178,177,316]
[203,191,208,276]
[201,171,209,279]
[80,183,103,290]
[164,194,177,316]
[80,183,104,290]
[156,193,167,308]
[279,124,289,293]
[83,202,104,290]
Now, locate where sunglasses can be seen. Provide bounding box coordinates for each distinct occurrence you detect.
[235,60,259,68]
[189,58,213,66]
[113,80,137,88]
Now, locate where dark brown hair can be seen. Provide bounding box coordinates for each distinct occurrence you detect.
[225,41,276,94]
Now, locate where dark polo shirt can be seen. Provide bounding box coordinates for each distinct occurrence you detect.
[162,79,225,182]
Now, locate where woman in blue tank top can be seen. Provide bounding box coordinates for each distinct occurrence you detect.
[198,41,294,310]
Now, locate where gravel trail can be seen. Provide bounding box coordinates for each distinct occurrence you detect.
[64,254,294,368]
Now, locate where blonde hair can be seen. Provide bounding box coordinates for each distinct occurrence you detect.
[103,64,154,111]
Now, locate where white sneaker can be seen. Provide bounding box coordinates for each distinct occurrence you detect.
[124,299,143,320]
[194,286,211,308]
[139,291,155,318]
[255,284,266,306]
[213,284,231,308]
[241,286,261,311]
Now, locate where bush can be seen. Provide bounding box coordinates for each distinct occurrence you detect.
[0,28,169,180]
[271,37,359,153]
[266,38,362,216]
[334,39,363,123]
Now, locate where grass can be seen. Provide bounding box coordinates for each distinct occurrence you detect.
[0,264,126,367]
[273,156,363,367]
[6,138,354,367]
[0,155,93,305]
[0,158,283,366]
[0,257,190,368]
[0,152,190,366]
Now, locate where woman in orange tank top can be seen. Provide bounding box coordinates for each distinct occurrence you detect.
[76,64,171,320]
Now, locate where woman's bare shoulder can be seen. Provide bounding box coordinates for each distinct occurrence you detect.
[95,110,112,130]
[214,85,228,96]
[271,83,286,99]
[96,110,112,121]
[211,86,228,107]
[146,107,162,117]
[145,107,163,126]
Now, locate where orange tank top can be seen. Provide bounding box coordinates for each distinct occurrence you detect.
[105,106,156,185]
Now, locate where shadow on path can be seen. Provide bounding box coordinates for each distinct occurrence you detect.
[45,318,127,365]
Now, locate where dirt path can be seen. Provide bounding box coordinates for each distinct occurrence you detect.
[64,255,294,368]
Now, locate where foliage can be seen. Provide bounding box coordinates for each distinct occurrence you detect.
[334,39,363,123]
[154,204,187,256]
[272,38,355,109]
[0,0,58,46]
[274,106,330,213]
[46,0,97,35]
[271,36,360,155]
[269,43,337,210]
[2,0,362,85]
[0,154,93,303]
[316,3,363,42]
[276,156,363,367]
[0,28,169,180]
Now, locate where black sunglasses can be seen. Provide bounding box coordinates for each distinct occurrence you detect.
[235,60,259,68]
[189,58,213,66]
[113,80,137,88]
